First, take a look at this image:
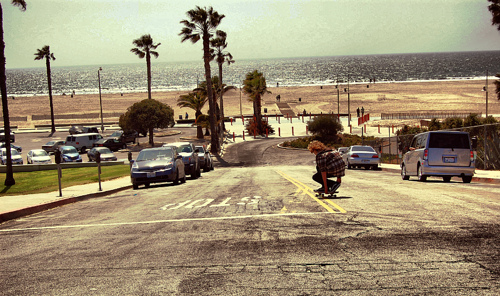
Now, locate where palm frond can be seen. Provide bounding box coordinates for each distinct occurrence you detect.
[12,0,27,11]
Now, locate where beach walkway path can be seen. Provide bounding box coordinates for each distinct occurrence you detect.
[276,102,296,117]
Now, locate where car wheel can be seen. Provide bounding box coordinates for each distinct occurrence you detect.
[145,183,150,188]
[347,162,352,169]
[462,176,472,183]
[401,165,410,180]
[133,183,138,190]
[81,146,86,153]
[417,165,427,182]
[443,176,451,182]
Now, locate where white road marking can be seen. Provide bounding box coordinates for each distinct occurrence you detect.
[0,211,336,233]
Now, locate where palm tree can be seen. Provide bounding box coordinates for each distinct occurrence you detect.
[1,0,26,186]
[177,91,207,138]
[210,30,234,132]
[130,34,161,145]
[130,34,161,100]
[180,6,225,155]
[488,1,500,100]
[34,45,56,134]
[243,70,271,134]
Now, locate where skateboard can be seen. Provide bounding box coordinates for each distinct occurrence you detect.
[315,182,341,198]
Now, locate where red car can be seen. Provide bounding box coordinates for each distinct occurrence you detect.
[92,138,126,152]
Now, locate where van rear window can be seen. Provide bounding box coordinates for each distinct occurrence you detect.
[428,133,469,149]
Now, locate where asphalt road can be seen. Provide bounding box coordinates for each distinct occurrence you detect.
[1,137,499,295]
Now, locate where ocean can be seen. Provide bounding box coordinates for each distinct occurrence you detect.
[6,51,500,97]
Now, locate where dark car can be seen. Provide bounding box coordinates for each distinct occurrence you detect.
[42,140,66,154]
[0,129,15,143]
[0,142,22,152]
[163,142,200,179]
[195,145,213,172]
[92,138,126,151]
[130,147,186,189]
[69,126,99,135]
[109,130,138,144]
[87,147,117,162]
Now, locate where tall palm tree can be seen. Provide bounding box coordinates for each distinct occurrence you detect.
[131,34,160,145]
[130,34,160,100]
[180,6,225,155]
[1,0,26,186]
[210,30,234,133]
[34,45,56,134]
[243,70,271,135]
[177,91,207,138]
[489,1,500,100]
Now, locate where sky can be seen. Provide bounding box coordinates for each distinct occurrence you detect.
[3,0,500,69]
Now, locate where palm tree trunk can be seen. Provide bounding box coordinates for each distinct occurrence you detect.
[203,34,217,154]
[256,94,263,133]
[218,62,225,132]
[146,53,152,100]
[0,4,14,186]
[46,57,55,133]
[195,110,203,138]
[146,52,154,145]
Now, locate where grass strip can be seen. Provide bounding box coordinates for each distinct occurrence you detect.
[0,165,130,196]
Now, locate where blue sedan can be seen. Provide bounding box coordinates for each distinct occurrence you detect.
[130,147,186,189]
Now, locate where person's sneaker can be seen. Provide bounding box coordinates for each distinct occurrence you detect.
[314,187,324,193]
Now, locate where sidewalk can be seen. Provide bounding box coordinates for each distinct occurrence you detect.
[1,116,499,224]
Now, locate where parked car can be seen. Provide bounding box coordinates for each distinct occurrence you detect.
[338,147,348,154]
[163,142,200,179]
[0,128,15,142]
[87,147,117,162]
[0,148,23,165]
[69,126,99,135]
[344,145,380,170]
[109,130,138,144]
[401,131,475,183]
[130,147,186,189]
[58,146,82,163]
[92,138,126,151]
[42,140,66,154]
[65,133,103,152]
[0,142,22,152]
[195,145,213,172]
[27,149,52,164]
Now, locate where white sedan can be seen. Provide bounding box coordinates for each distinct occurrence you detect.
[344,145,380,170]
[27,149,52,164]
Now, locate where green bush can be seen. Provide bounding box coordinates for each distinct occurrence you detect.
[307,115,343,142]
[245,119,275,136]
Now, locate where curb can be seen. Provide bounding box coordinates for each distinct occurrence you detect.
[380,166,500,184]
[0,185,132,223]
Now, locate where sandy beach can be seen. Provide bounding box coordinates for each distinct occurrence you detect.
[3,79,499,128]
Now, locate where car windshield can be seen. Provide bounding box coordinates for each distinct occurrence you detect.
[429,133,469,149]
[62,147,77,154]
[195,146,205,153]
[33,151,48,157]
[96,148,112,154]
[45,141,55,145]
[110,131,122,138]
[137,148,173,161]
[9,149,20,156]
[352,146,375,152]
[175,145,192,153]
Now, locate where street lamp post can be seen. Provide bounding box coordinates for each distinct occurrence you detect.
[98,67,104,132]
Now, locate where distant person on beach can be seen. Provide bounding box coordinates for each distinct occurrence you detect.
[361,106,365,116]
[356,107,360,117]
[277,82,279,87]
[185,112,189,119]
[276,95,281,102]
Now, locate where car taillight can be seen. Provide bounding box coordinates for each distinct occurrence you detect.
[76,142,79,145]
[351,154,359,158]
[470,151,474,162]
[423,149,428,160]
[372,155,379,158]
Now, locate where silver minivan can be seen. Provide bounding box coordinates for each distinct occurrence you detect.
[401,131,475,183]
